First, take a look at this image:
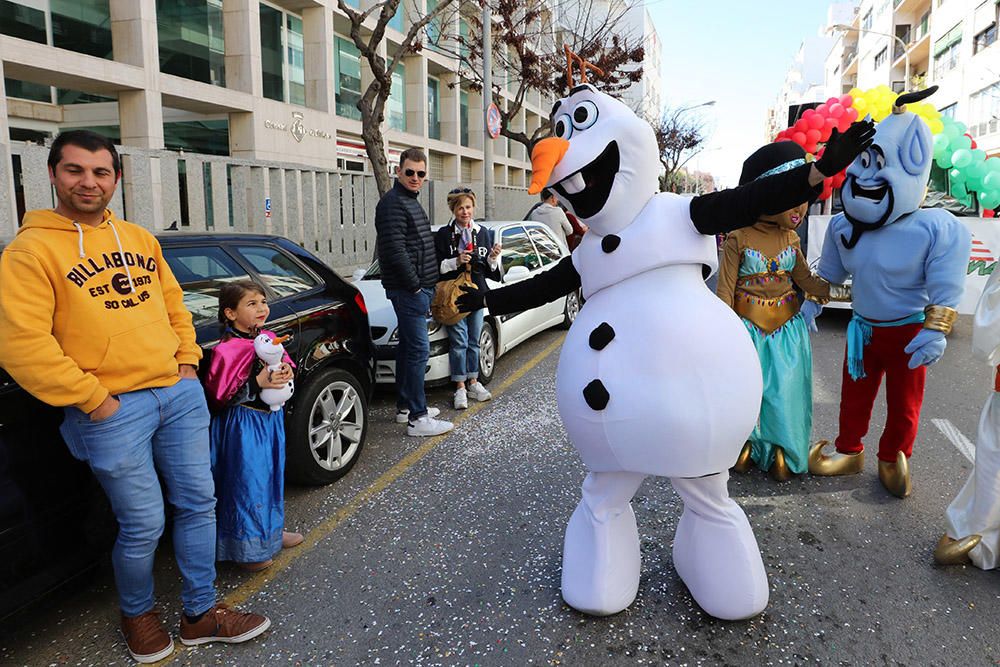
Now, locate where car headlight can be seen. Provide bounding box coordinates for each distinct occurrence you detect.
[387,319,441,343]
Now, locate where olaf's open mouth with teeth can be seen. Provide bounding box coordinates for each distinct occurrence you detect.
[551,141,620,219]
[852,180,888,203]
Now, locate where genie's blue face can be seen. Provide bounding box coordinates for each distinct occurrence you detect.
[841,113,932,229]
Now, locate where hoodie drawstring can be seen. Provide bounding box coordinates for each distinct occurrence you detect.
[107,221,136,293]
[72,222,85,259]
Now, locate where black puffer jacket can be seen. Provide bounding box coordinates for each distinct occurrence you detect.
[374,181,439,292]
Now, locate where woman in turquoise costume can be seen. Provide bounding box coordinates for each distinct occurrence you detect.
[717,142,838,480]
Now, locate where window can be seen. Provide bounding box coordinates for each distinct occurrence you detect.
[259,4,305,105]
[460,91,470,147]
[335,37,362,120]
[939,102,957,118]
[500,227,541,273]
[428,77,441,140]
[234,245,319,298]
[388,64,406,131]
[862,10,872,30]
[974,22,997,54]
[874,47,887,68]
[0,1,46,43]
[425,0,441,45]
[970,82,1000,127]
[527,226,563,264]
[52,0,112,59]
[459,18,470,59]
[933,22,963,77]
[162,246,252,323]
[158,0,226,86]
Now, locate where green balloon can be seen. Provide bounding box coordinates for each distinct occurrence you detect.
[952,148,973,169]
[980,190,1000,211]
[985,171,1000,191]
[950,168,966,182]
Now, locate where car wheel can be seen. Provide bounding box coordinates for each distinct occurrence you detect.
[561,289,581,329]
[477,320,497,386]
[286,367,368,486]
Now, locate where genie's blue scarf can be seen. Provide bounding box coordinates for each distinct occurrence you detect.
[846,311,925,380]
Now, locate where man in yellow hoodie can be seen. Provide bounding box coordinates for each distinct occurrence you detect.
[0,131,269,663]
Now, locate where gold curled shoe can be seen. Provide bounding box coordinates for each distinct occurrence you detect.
[808,440,864,476]
[733,442,753,473]
[933,533,982,566]
[769,448,793,482]
[877,451,912,498]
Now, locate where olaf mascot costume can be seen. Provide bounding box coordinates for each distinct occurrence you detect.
[456,61,874,620]
[803,87,972,499]
[255,333,294,410]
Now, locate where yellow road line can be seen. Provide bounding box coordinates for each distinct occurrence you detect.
[158,333,564,664]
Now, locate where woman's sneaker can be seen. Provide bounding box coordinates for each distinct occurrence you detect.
[395,407,439,424]
[454,387,468,409]
[407,415,454,437]
[179,604,271,646]
[121,609,174,664]
[466,383,492,402]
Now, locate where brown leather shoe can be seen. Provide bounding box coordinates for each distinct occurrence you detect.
[282,531,304,548]
[121,609,174,664]
[179,604,271,646]
[239,559,273,573]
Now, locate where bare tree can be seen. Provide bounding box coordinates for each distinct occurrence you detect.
[437,0,645,151]
[337,0,460,195]
[650,106,709,193]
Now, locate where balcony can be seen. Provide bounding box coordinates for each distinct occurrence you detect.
[892,0,930,18]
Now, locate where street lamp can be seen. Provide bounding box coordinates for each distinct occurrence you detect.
[676,100,716,115]
[674,101,715,193]
[828,23,910,93]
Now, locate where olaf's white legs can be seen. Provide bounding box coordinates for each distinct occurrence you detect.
[670,472,769,620]
[561,471,647,616]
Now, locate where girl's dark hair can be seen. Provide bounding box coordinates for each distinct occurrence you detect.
[217,280,267,332]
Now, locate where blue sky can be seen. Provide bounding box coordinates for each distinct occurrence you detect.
[646,1,837,187]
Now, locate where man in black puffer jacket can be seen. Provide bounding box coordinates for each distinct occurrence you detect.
[375,148,453,437]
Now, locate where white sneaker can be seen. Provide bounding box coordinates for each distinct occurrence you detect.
[407,415,454,437]
[395,407,439,424]
[466,383,492,402]
[454,387,468,410]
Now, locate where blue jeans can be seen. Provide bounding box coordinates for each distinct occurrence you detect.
[387,287,432,420]
[59,378,217,617]
[447,308,484,382]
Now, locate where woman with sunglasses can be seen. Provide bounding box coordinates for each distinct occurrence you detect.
[434,188,502,409]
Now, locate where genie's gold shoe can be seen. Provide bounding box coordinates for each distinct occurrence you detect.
[733,442,753,473]
[808,440,864,476]
[769,448,793,482]
[933,533,982,566]
[877,451,912,498]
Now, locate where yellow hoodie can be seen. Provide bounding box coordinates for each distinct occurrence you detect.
[0,209,202,413]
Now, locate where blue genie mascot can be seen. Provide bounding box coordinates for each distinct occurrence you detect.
[803,86,972,498]
[456,50,874,620]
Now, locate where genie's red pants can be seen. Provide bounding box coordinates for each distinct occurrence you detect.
[834,322,926,462]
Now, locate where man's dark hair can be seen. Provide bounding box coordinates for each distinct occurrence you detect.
[398,147,427,167]
[48,130,121,177]
[540,188,554,201]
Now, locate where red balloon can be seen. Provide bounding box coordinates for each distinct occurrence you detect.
[829,103,845,118]
[965,133,978,149]
[808,114,825,130]
[839,94,853,107]
[803,108,817,119]
[984,209,995,218]
[826,97,839,106]
[806,129,821,143]
[795,119,809,132]
[805,141,819,154]
[819,180,834,201]
[823,117,837,134]
[792,131,808,146]
[816,104,830,117]
[845,107,859,122]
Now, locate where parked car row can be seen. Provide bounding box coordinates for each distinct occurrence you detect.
[0,222,579,618]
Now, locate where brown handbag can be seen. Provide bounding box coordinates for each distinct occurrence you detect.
[431,264,475,326]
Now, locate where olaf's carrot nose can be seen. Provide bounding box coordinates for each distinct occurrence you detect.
[528,138,570,195]
[273,334,290,345]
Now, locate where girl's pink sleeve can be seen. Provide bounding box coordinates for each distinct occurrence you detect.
[203,341,253,411]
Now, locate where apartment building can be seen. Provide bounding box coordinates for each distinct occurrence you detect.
[0,0,566,191]
[824,0,998,156]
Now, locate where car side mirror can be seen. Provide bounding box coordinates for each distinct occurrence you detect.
[505,265,531,281]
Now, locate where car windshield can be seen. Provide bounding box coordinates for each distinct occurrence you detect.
[362,260,381,280]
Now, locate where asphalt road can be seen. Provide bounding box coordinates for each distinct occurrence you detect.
[2,306,999,666]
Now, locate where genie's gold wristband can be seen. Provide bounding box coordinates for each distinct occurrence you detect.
[806,283,851,304]
[923,305,958,335]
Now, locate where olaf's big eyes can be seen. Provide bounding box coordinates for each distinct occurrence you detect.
[572,101,599,130]
[554,114,573,140]
[860,152,871,168]
[875,153,885,170]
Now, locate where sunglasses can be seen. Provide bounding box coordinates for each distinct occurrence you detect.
[449,187,473,195]
[403,168,427,178]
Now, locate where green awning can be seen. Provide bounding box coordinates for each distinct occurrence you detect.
[934,22,963,56]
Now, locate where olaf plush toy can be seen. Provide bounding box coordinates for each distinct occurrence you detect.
[457,51,874,620]
[254,333,294,411]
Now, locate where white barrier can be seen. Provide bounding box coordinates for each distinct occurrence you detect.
[806,214,997,315]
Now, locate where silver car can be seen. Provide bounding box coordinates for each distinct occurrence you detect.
[353,220,582,385]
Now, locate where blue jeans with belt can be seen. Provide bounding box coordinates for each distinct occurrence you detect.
[387,287,433,420]
[59,377,217,617]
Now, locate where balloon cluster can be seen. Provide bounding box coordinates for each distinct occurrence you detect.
[932,117,1000,212]
[774,94,859,156]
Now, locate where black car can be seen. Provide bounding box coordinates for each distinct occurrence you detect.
[0,233,375,619]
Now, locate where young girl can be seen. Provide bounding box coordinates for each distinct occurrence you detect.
[716,142,833,481]
[205,281,303,571]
